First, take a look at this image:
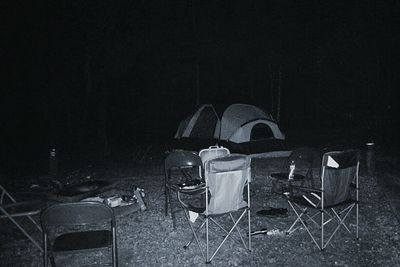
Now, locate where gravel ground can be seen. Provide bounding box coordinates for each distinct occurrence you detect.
[1,154,399,266]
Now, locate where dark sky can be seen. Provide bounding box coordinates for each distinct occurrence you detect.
[1,0,399,171]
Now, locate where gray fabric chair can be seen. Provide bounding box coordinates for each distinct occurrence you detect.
[177,154,251,263]
[40,202,117,267]
[285,149,360,250]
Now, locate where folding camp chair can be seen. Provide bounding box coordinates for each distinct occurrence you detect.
[41,201,117,267]
[164,150,203,226]
[0,184,46,252]
[177,154,251,263]
[270,146,317,195]
[285,149,360,250]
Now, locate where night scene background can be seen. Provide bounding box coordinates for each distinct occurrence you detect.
[2,0,399,176]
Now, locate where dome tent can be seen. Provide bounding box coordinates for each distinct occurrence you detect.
[172,104,286,155]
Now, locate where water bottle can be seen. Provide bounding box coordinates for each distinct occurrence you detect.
[288,160,295,180]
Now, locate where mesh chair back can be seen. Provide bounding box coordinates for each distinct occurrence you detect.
[205,154,251,215]
[41,202,114,227]
[321,150,360,207]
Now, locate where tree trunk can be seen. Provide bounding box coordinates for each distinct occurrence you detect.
[276,64,282,123]
[268,63,275,117]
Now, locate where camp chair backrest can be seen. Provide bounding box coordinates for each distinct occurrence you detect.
[205,154,251,215]
[199,146,230,166]
[41,202,114,227]
[321,149,360,207]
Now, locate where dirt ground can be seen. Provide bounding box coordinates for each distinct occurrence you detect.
[1,150,400,266]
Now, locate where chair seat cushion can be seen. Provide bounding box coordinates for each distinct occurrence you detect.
[53,230,112,251]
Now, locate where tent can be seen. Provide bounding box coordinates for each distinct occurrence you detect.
[172,104,286,155]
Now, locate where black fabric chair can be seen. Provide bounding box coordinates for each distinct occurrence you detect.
[0,184,47,252]
[164,150,203,229]
[285,149,360,250]
[40,202,117,267]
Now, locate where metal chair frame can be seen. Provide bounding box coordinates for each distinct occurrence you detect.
[177,154,251,263]
[286,149,360,250]
[0,184,44,252]
[41,201,117,267]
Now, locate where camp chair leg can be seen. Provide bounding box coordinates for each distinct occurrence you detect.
[324,205,354,248]
[43,232,48,267]
[184,219,205,249]
[206,216,209,262]
[356,202,359,239]
[43,232,56,267]
[287,202,320,234]
[230,213,248,249]
[286,210,304,234]
[286,202,307,234]
[208,215,246,246]
[182,209,205,261]
[332,208,350,233]
[208,209,247,262]
[248,208,251,251]
[209,217,229,234]
[287,201,321,250]
[304,210,321,228]
[112,226,118,267]
[321,210,324,250]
